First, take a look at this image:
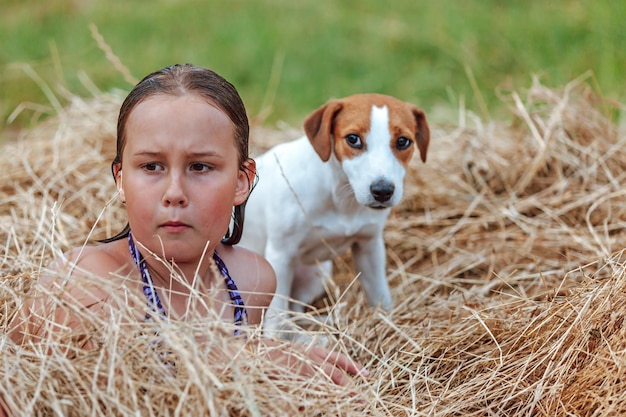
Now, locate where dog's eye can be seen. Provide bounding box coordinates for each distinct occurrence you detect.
[395,136,412,150]
[345,134,363,149]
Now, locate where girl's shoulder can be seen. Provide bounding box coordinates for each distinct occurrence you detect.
[56,240,132,278]
[216,243,276,324]
[11,241,135,344]
[40,241,136,313]
[43,240,135,304]
[217,244,276,293]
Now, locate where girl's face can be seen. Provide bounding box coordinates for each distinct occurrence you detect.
[116,94,253,263]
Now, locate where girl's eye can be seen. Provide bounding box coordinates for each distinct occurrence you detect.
[143,162,163,172]
[190,163,212,172]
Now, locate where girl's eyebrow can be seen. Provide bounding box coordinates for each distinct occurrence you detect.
[131,151,162,157]
[187,150,223,158]
[131,150,223,158]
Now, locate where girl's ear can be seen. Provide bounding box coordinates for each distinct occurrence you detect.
[114,163,126,203]
[234,158,256,206]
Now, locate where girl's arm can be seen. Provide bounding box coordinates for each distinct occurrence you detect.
[225,247,366,385]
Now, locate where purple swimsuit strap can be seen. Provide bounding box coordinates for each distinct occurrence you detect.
[127,231,248,331]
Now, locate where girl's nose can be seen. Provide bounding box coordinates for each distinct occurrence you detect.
[162,174,188,207]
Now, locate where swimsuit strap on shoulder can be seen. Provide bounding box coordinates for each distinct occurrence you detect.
[213,250,249,329]
[128,231,166,320]
[128,231,248,331]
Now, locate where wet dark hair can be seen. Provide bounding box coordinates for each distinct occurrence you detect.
[102,64,252,245]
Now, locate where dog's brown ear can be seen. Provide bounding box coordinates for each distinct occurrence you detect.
[411,106,430,163]
[303,100,343,162]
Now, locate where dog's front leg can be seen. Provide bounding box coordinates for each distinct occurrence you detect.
[263,248,296,338]
[352,236,393,311]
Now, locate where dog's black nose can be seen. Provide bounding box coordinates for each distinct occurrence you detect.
[370,179,395,202]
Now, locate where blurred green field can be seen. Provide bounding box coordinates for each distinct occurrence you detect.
[1,0,624,135]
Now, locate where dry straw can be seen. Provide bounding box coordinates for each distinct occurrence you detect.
[1,75,625,416]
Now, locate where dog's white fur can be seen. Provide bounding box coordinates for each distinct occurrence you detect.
[239,93,429,334]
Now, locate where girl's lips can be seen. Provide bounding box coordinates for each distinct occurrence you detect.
[160,221,190,233]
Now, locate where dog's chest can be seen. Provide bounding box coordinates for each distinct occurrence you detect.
[297,213,384,263]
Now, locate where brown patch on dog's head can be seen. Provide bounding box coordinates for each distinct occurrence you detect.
[387,101,430,164]
[303,94,429,163]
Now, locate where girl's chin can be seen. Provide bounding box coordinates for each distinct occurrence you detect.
[149,241,216,262]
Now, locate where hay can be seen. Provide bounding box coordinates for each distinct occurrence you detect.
[1,75,625,416]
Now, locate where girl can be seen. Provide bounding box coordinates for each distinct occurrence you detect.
[4,64,365,415]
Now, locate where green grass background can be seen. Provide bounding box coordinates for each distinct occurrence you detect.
[1,0,624,134]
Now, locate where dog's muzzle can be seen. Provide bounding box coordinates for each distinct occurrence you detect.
[368,178,395,208]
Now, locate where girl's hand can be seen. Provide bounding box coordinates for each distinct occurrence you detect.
[258,338,369,386]
[295,343,369,386]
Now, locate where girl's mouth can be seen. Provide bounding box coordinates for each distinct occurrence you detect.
[160,221,190,233]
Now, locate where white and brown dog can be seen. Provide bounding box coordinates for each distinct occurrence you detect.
[240,93,429,335]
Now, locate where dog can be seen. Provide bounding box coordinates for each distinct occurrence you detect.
[239,93,430,335]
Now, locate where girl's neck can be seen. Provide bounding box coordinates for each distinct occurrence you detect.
[142,252,218,296]
[125,231,220,296]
